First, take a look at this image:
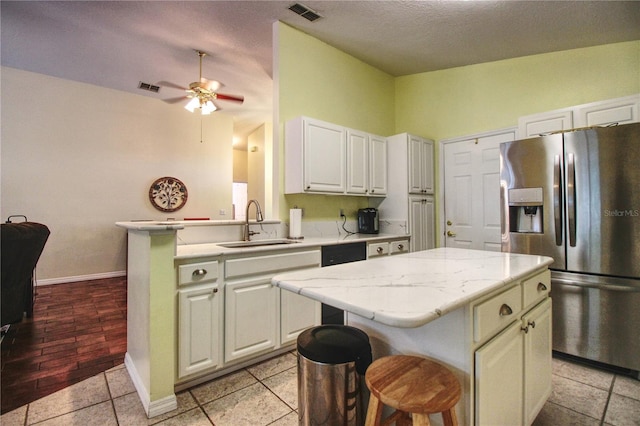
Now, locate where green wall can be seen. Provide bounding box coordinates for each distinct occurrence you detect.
[276,22,396,220]
[396,40,640,141]
[277,22,639,224]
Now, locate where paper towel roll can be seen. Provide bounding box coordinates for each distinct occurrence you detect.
[289,209,302,239]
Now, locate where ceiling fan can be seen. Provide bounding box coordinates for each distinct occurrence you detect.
[159,50,244,115]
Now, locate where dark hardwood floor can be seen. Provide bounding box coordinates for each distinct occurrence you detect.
[0,277,127,414]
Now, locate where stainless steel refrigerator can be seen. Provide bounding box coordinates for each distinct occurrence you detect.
[500,122,640,376]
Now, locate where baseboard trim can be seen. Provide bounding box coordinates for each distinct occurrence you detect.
[36,271,126,286]
[124,353,178,418]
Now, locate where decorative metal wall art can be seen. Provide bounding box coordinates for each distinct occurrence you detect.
[149,177,188,212]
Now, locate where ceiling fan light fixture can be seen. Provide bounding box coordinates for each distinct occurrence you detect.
[184,97,200,112]
[201,100,217,115]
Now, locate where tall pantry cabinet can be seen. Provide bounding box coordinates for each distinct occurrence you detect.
[379,133,435,252]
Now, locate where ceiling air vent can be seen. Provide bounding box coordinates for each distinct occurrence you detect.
[138,81,160,93]
[288,3,322,22]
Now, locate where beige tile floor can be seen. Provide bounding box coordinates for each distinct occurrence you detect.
[2,351,639,426]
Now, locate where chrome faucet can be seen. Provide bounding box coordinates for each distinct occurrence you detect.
[244,199,264,241]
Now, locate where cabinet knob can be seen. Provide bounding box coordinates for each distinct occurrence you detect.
[192,269,207,277]
[521,325,529,334]
[212,288,218,294]
[377,247,384,254]
[447,231,457,237]
[528,320,536,329]
[306,185,311,190]
[537,282,548,292]
[397,244,404,250]
[370,189,374,193]
[499,304,513,316]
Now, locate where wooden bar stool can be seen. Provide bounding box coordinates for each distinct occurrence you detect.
[364,355,461,426]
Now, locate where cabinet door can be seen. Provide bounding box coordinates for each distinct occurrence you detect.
[421,139,434,194]
[346,130,368,194]
[178,284,221,378]
[408,136,424,194]
[280,290,321,345]
[424,197,435,250]
[518,110,573,138]
[574,95,640,127]
[369,135,388,196]
[409,197,435,252]
[225,277,277,363]
[304,119,346,193]
[409,197,425,252]
[523,298,552,425]
[475,321,524,426]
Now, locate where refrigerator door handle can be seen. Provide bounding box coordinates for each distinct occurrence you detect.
[567,153,577,247]
[554,155,563,246]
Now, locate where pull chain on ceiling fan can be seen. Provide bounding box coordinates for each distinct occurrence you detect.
[159,50,244,115]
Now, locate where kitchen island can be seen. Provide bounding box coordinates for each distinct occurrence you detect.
[272,247,554,426]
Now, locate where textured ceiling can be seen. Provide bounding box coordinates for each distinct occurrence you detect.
[2,1,639,141]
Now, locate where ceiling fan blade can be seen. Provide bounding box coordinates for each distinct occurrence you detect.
[157,81,188,91]
[162,96,187,104]
[215,93,244,103]
[201,78,223,91]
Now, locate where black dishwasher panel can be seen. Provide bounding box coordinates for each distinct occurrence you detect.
[321,242,367,324]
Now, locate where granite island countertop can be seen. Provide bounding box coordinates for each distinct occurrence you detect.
[272,247,553,328]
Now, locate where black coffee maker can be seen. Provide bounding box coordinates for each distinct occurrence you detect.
[357,208,379,234]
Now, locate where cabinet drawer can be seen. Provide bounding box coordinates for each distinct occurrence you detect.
[368,242,389,257]
[474,285,522,343]
[522,270,551,309]
[389,240,409,255]
[178,261,219,286]
[225,250,320,279]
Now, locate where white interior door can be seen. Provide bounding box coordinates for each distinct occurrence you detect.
[442,130,515,251]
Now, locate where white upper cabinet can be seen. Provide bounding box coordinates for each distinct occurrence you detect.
[346,129,368,195]
[408,135,434,195]
[574,94,640,127]
[368,134,388,196]
[518,94,640,138]
[347,130,388,196]
[518,109,573,138]
[285,116,387,197]
[285,117,346,194]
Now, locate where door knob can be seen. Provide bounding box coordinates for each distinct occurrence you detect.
[447,231,456,237]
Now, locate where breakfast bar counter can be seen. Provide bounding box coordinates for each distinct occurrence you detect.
[272,248,554,425]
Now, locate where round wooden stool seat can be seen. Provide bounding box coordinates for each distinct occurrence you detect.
[364,355,461,426]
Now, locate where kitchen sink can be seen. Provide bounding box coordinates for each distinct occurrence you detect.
[217,239,301,248]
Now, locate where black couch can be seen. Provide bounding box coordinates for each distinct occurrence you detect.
[1,222,50,325]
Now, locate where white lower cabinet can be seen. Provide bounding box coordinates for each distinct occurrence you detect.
[367,238,410,258]
[523,298,553,425]
[224,249,321,363]
[475,320,524,425]
[475,296,552,426]
[178,284,222,379]
[224,276,278,362]
[177,248,321,381]
[409,196,435,252]
[280,290,321,345]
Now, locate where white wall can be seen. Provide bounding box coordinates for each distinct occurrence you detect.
[1,67,234,282]
[247,123,267,209]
